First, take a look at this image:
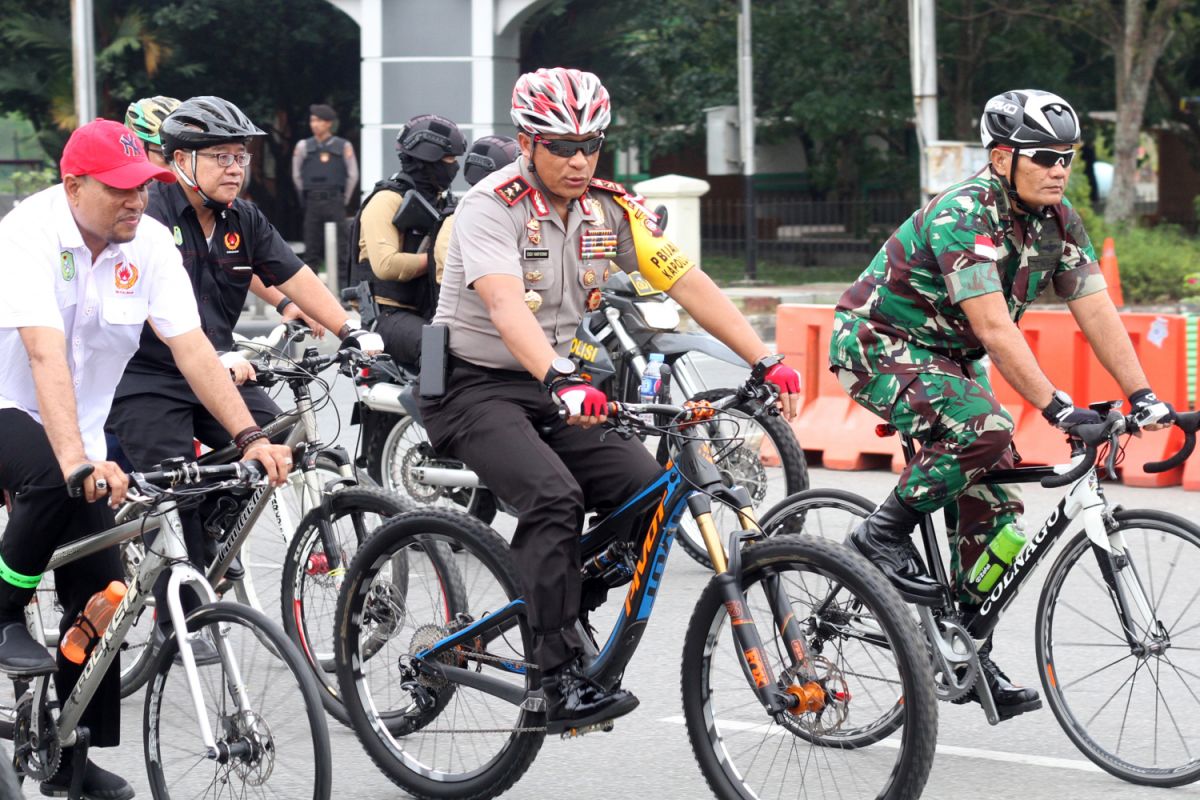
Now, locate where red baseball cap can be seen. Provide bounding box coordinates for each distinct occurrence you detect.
[60,119,176,189]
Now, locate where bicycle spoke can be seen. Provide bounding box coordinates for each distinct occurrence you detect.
[1056,599,1129,643]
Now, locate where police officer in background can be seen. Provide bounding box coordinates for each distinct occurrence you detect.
[431,135,520,282]
[422,67,800,733]
[293,103,358,286]
[353,114,465,370]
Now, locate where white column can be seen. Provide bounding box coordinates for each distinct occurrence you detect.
[359,0,384,194]
[633,174,712,269]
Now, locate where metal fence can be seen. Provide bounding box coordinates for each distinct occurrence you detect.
[702,194,917,267]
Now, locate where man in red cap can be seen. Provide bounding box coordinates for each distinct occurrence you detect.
[0,118,292,798]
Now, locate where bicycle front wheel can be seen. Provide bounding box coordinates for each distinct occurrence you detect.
[682,535,936,800]
[1037,509,1200,787]
[280,486,409,726]
[143,602,331,800]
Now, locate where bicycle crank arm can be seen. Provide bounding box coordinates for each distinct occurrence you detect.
[410,465,482,489]
[916,606,981,707]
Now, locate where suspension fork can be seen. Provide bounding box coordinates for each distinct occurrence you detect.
[689,493,795,715]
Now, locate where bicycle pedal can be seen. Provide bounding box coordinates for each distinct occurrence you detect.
[559,719,615,739]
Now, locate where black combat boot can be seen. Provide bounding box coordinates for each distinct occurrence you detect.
[542,659,639,734]
[848,491,942,602]
[40,752,134,800]
[973,636,1042,721]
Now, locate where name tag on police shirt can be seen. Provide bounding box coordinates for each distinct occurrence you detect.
[522,248,549,260]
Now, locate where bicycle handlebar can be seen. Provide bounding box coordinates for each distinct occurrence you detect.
[65,461,265,499]
[1039,409,1200,488]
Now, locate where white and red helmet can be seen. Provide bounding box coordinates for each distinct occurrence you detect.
[510,68,612,136]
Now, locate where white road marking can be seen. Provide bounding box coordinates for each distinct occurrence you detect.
[658,716,1104,773]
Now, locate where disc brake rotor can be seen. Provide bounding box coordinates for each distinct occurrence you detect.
[718,442,769,505]
[777,655,850,735]
[399,447,445,504]
[225,710,275,785]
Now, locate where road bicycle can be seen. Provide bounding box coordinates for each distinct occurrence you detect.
[758,404,1200,787]
[8,460,330,799]
[332,389,937,800]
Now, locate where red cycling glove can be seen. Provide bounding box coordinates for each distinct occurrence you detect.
[551,380,609,417]
[763,361,800,395]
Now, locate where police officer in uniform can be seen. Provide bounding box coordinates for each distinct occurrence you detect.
[353,114,465,370]
[107,97,380,638]
[293,103,358,285]
[422,67,800,732]
[0,119,293,799]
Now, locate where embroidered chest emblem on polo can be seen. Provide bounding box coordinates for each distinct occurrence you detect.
[60,251,76,282]
[114,261,139,293]
[224,232,241,251]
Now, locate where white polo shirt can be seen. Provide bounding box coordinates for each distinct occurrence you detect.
[0,184,200,460]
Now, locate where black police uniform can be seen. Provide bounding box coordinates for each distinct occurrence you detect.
[106,182,303,590]
[300,135,350,282]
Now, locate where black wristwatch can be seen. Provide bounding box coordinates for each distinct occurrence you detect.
[542,357,576,387]
[275,297,294,314]
[751,353,785,383]
[1041,389,1073,425]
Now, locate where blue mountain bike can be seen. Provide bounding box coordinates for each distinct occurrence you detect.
[333,386,938,800]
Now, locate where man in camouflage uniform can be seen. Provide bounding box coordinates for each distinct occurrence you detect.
[831,90,1176,720]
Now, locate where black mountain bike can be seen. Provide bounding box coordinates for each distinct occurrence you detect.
[759,405,1200,788]
[333,386,937,800]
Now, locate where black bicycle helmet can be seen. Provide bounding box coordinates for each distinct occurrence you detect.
[980,90,1080,149]
[463,135,519,185]
[160,96,266,158]
[395,114,467,163]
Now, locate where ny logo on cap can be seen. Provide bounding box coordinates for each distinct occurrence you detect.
[119,133,142,158]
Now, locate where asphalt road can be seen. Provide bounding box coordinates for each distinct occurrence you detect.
[7,347,1200,798]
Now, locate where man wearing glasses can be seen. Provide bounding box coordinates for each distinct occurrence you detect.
[106,96,377,637]
[421,67,800,733]
[830,89,1175,721]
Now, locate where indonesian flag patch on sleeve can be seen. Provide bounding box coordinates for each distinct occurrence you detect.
[973,234,998,261]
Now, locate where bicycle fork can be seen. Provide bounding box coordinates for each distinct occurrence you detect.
[689,492,810,717]
[1089,516,1167,655]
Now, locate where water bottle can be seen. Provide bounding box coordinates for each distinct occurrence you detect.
[966,523,1027,599]
[639,353,665,425]
[60,581,127,664]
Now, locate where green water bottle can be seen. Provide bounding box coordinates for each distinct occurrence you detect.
[967,523,1027,598]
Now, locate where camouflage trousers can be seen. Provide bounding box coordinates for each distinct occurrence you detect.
[835,366,1023,601]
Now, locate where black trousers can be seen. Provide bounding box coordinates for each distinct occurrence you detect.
[302,191,348,284]
[0,409,123,747]
[105,386,281,613]
[419,361,663,673]
[374,305,426,372]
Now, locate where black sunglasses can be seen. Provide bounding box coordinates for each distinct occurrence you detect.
[1019,147,1076,169]
[533,134,605,158]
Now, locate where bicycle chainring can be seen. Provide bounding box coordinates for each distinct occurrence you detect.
[13,693,60,781]
[927,616,977,703]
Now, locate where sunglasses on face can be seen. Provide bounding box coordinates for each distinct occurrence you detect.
[534,134,605,158]
[1019,147,1075,169]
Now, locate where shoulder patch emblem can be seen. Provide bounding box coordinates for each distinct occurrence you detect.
[589,178,626,195]
[495,177,532,206]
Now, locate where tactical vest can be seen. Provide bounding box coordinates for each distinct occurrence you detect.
[299,136,349,191]
[349,173,452,317]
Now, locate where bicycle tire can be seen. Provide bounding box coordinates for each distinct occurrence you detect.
[682,535,936,800]
[335,508,544,800]
[758,487,875,539]
[657,388,809,568]
[371,415,498,524]
[143,601,332,799]
[1037,508,1200,787]
[280,486,410,725]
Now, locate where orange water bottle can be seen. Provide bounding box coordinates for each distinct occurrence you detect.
[60,581,127,664]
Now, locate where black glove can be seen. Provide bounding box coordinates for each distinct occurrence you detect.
[1042,390,1102,431]
[1128,388,1176,429]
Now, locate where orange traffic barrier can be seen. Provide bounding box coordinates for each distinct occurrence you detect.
[987,311,1188,486]
[1100,237,1124,309]
[776,305,901,471]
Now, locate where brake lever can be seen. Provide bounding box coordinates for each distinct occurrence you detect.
[1103,430,1120,480]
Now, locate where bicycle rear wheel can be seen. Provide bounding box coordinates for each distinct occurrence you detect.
[143,602,331,799]
[335,509,543,800]
[682,535,936,800]
[1037,509,1200,787]
[758,487,875,540]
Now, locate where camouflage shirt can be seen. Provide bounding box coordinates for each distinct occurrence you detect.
[830,167,1103,376]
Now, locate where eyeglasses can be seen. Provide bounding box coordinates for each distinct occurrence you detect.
[1018,147,1075,169]
[533,134,604,158]
[196,151,252,168]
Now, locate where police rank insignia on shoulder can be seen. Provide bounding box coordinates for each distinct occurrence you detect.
[495,176,531,206]
[588,178,627,195]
